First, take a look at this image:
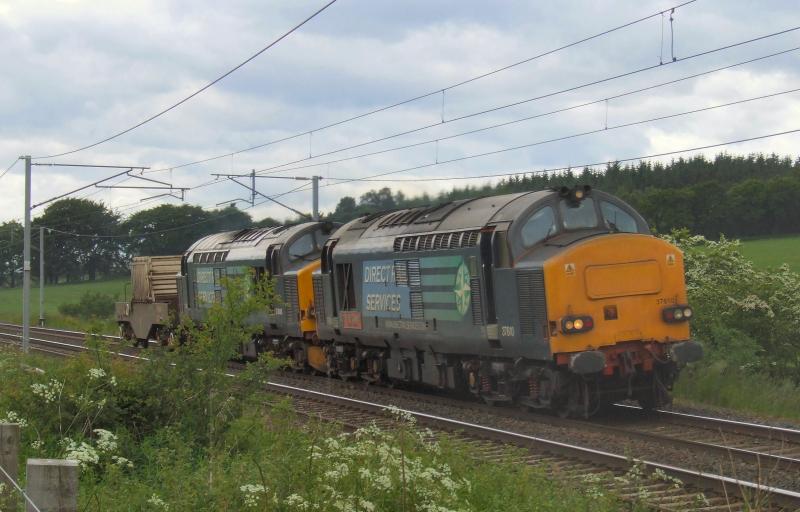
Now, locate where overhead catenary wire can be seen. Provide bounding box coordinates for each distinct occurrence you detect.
[319,128,800,184]
[31,0,339,160]
[142,0,700,175]
[245,46,800,178]
[37,181,312,240]
[275,87,800,184]
[0,157,19,180]
[21,74,799,232]
[13,127,800,239]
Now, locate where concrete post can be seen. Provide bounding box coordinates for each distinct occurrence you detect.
[25,459,78,512]
[39,226,45,327]
[23,154,32,353]
[0,423,20,510]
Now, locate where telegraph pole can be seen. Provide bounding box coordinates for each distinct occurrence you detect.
[22,155,31,353]
[39,227,44,327]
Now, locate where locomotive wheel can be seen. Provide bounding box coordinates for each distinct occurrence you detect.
[557,378,598,419]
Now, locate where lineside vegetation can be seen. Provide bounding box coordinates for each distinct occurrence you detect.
[666,231,800,421]
[0,273,636,511]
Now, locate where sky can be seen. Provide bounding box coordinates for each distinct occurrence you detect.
[0,0,798,226]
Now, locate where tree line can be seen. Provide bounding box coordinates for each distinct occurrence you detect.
[0,202,273,286]
[328,152,800,239]
[0,152,797,287]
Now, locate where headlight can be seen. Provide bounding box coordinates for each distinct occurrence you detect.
[662,305,692,323]
[561,316,593,334]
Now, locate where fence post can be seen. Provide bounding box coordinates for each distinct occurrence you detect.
[25,459,78,512]
[0,423,20,510]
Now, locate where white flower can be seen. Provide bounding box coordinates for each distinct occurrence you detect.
[64,440,99,467]
[147,494,169,510]
[87,368,106,380]
[93,429,118,453]
[0,410,28,428]
[285,493,314,510]
[383,404,416,424]
[111,456,133,468]
[31,439,43,450]
[109,376,117,387]
[30,379,63,403]
[240,484,268,508]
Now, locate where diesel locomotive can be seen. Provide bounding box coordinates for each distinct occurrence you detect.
[116,186,702,416]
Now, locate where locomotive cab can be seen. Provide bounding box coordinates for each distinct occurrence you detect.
[493,186,702,414]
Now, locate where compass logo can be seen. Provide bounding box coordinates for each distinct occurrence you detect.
[454,261,472,316]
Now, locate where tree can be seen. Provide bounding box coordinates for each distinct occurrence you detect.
[34,199,123,282]
[254,216,281,228]
[358,187,395,211]
[724,179,769,237]
[123,204,215,257]
[765,176,800,235]
[208,205,252,233]
[328,196,358,223]
[0,221,23,287]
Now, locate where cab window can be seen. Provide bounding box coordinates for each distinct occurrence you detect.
[521,206,556,247]
[600,201,638,233]
[288,233,315,262]
[559,198,597,230]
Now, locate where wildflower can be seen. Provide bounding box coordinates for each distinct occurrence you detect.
[87,368,106,380]
[63,440,99,467]
[147,494,169,510]
[31,439,43,450]
[285,494,311,510]
[0,410,28,428]
[240,484,268,508]
[30,379,63,403]
[111,456,133,468]
[652,467,682,489]
[93,429,118,453]
[384,404,416,425]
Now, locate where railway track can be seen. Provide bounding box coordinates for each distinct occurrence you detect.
[1,322,799,510]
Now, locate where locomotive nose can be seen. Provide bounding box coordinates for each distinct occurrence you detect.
[542,233,692,354]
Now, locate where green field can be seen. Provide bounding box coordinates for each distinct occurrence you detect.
[738,235,800,272]
[0,277,127,332]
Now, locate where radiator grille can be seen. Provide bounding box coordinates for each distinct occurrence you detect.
[312,274,325,324]
[470,277,483,325]
[283,275,299,325]
[407,259,424,319]
[517,269,546,338]
[394,230,480,252]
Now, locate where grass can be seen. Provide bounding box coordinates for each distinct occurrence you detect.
[674,361,800,424]
[0,277,127,333]
[0,347,632,512]
[738,234,800,272]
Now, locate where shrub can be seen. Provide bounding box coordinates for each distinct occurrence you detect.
[58,291,116,319]
[664,230,800,383]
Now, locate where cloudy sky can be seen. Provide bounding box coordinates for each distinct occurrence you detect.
[1,0,798,225]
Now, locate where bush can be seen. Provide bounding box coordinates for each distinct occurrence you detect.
[58,291,116,319]
[664,230,800,383]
